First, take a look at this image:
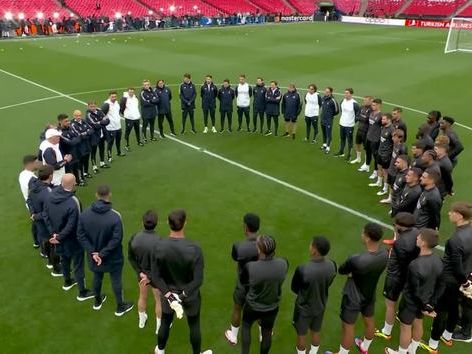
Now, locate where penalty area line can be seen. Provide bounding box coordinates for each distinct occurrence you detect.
[0,68,447,250]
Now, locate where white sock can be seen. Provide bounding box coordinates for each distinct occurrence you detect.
[383,182,389,191]
[442,330,453,340]
[398,347,408,354]
[428,339,439,349]
[377,176,383,184]
[309,345,319,354]
[155,346,164,354]
[382,321,393,335]
[339,345,349,354]
[139,311,147,321]
[362,337,372,351]
[408,340,420,354]
[296,348,305,354]
[356,151,361,160]
[231,325,239,338]
[156,317,161,334]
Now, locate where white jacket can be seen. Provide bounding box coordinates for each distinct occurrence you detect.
[39,140,65,186]
[104,99,121,131]
[236,83,251,108]
[122,92,141,120]
[304,92,320,117]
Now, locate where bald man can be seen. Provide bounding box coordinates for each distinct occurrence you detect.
[44,174,94,300]
[71,110,94,186]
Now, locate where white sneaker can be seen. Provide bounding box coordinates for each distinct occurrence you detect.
[380,197,392,204]
[211,126,217,133]
[377,189,388,196]
[350,158,361,164]
[201,351,213,354]
[358,164,369,172]
[203,127,208,134]
[368,181,382,187]
[138,312,148,329]
[369,171,378,180]
[224,329,237,345]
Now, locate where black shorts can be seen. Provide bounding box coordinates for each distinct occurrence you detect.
[387,173,396,187]
[292,307,325,334]
[383,277,404,302]
[242,305,279,330]
[355,130,367,145]
[233,284,247,306]
[398,298,423,325]
[284,116,298,123]
[340,295,375,325]
[161,293,201,317]
[379,156,391,169]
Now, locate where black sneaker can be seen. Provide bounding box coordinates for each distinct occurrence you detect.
[93,166,100,174]
[452,330,472,342]
[85,173,93,179]
[115,302,134,317]
[282,132,290,137]
[93,295,107,310]
[138,142,145,146]
[77,289,95,302]
[142,138,148,143]
[62,279,77,291]
[219,129,224,133]
[264,130,272,136]
[333,153,345,158]
[100,163,110,169]
[33,243,40,249]
[51,269,63,277]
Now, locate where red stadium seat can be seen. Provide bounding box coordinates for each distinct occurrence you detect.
[1,0,70,20]
[138,0,219,17]
[365,0,406,17]
[286,0,316,15]
[66,0,149,18]
[334,0,361,15]
[402,0,468,17]
[201,0,258,15]
[458,3,472,17]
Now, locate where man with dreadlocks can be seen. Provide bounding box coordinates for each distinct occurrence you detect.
[240,235,289,354]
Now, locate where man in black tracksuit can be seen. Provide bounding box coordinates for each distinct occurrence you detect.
[43,173,94,300]
[224,213,260,346]
[414,168,443,230]
[439,116,464,167]
[385,229,443,354]
[86,102,109,172]
[291,236,337,354]
[264,81,282,136]
[150,209,211,354]
[57,114,81,182]
[218,79,235,133]
[327,223,388,354]
[27,165,60,274]
[376,213,419,340]
[71,110,94,186]
[252,78,267,133]
[128,210,162,332]
[392,168,423,216]
[425,202,472,350]
[179,73,197,134]
[281,84,302,140]
[156,80,176,137]
[388,154,409,209]
[140,79,159,141]
[363,99,383,173]
[77,185,133,316]
[240,235,289,354]
[435,143,454,199]
[320,87,339,153]
[200,75,218,133]
[351,96,372,164]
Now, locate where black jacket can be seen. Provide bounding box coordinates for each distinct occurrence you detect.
[392,183,423,216]
[218,86,235,113]
[86,108,108,145]
[43,186,82,257]
[437,155,454,197]
[59,126,81,159]
[140,88,159,119]
[444,129,464,162]
[265,87,282,116]
[71,119,94,156]
[320,95,339,124]
[155,86,172,115]
[200,83,218,110]
[26,178,52,240]
[253,84,267,113]
[77,199,124,272]
[442,224,472,285]
[179,82,196,110]
[128,230,161,278]
[232,235,258,285]
[385,227,420,283]
[282,90,302,120]
[356,106,372,135]
[414,186,443,230]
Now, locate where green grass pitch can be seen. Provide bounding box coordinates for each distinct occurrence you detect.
[0,22,471,354]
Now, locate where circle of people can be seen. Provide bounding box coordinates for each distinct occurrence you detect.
[18,73,471,354]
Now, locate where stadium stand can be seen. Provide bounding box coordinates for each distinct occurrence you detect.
[402,0,468,17]
[200,0,258,15]
[250,0,292,14]
[334,0,361,15]
[287,0,316,14]
[65,0,149,17]
[138,0,219,16]
[0,0,70,19]
[458,3,472,17]
[365,0,406,17]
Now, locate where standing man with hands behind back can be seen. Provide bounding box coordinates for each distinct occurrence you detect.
[180,73,197,134]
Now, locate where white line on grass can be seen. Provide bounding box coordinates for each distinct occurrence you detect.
[0,95,63,110]
[0,68,453,250]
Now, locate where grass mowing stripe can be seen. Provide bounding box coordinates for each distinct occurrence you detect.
[0,67,448,251]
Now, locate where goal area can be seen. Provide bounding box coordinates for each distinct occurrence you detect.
[445,17,472,54]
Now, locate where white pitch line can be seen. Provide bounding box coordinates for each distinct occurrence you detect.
[0,95,63,110]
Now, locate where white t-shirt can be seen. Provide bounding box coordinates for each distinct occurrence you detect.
[104,99,122,131]
[236,83,251,108]
[39,140,65,186]
[304,92,320,117]
[339,98,357,127]
[19,169,36,205]
[123,93,141,120]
